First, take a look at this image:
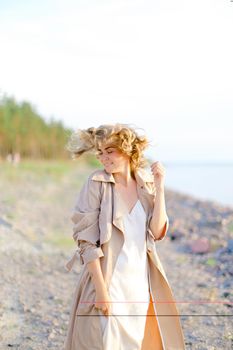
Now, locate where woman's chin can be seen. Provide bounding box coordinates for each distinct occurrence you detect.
[104,167,111,173]
[104,166,115,174]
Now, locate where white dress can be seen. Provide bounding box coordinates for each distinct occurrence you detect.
[100,199,150,350]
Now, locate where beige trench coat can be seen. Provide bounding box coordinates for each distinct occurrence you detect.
[63,167,186,350]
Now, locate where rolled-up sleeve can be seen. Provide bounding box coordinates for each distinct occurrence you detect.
[78,240,104,265]
[65,175,104,272]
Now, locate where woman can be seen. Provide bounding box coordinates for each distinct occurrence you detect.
[63,123,185,350]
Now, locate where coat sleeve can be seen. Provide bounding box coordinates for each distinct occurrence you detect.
[146,181,169,242]
[65,175,104,272]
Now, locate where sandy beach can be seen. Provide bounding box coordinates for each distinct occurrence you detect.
[0,161,232,349]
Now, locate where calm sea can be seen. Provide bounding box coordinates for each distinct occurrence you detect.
[160,163,233,209]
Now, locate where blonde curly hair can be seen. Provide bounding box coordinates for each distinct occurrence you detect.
[66,123,150,173]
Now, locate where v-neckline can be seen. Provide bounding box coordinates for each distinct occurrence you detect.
[127,199,140,216]
[116,191,140,216]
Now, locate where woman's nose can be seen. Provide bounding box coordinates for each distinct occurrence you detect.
[103,156,109,162]
[100,154,109,162]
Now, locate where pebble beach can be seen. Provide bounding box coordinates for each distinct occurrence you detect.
[0,161,232,350]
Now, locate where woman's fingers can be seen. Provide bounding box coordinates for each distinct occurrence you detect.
[95,290,112,315]
[95,303,111,316]
[103,304,111,315]
[103,308,111,316]
[102,304,112,316]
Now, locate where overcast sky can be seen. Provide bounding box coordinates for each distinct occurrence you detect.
[0,0,232,163]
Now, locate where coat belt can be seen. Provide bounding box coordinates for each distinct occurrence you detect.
[64,248,84,273]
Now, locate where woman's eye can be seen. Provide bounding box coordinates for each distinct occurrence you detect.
[97,149,114,156]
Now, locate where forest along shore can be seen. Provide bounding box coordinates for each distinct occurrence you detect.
[0,162,232,350]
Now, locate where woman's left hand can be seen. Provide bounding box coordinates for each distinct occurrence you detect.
[150,161,166,190]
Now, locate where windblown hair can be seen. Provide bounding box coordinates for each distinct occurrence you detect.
[66,123,150,172]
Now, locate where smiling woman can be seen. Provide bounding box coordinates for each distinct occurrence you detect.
[64,123,185,350]
[96,146,119,170]
[66,123,149,176]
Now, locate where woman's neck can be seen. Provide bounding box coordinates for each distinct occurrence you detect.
[113,168,134,187]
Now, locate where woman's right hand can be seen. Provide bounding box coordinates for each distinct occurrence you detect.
[95,286,112,316]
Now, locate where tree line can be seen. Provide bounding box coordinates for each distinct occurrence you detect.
[0,95,73,159]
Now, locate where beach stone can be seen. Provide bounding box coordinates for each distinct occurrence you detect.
[196,282,207,288]
[223,280,233,289]
[227,239,233,253]
[170,230,184,240]
[0,218,12,228]
[208,240,223,253]
[190,238,210,254]
[205,218,223,228]
[214,247,227,258]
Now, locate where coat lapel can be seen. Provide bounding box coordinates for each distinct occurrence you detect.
[91,169,125,235]
[91,167,155,236]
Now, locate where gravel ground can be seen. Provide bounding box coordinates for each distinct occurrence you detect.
[0,163,232,349]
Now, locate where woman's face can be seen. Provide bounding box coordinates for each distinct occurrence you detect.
[96,144,130,174]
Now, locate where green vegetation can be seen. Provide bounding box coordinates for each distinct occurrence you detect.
[0,94,72,159]
[44,232,75,248]
[0,158,101,184]
[0,93,104,173]
[228,221,233,233]
[0,159,75,181]
[205,258,217,267]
